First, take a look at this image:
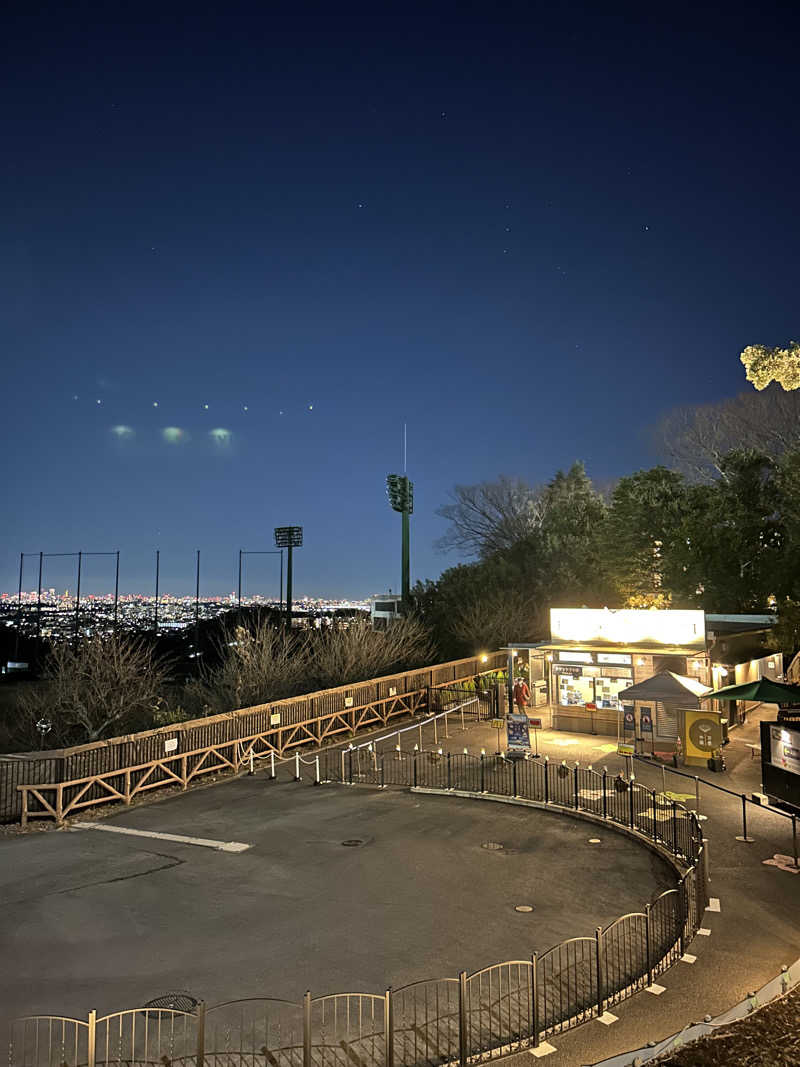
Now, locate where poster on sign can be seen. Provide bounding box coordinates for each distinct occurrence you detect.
[640,711,653,734]
[623,705,635,733]
[507,712,531,753]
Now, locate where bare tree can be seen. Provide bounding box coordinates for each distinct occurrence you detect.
[654,386,800,481]
[435,477,547,558]
[447,589,543,653]
[186,621,310,715]
[310,616,435,689]
[17,635,170,745]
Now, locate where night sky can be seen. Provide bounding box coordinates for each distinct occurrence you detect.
[3,6,799,598]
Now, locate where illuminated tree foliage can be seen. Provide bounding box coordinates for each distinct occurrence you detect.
[741,342,800,391]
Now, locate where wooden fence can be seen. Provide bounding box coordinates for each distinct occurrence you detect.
[3,652,506,825]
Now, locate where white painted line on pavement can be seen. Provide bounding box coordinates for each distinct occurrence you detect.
[529,1041,557,1057]
[597,1011,618,1025]
[646,983,666,995]
[71,822,250,853]
[697,928,712,936]
[680,953,697,964]
[706,897,721,912]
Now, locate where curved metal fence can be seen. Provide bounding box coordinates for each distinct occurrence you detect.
[8,750,707,1067]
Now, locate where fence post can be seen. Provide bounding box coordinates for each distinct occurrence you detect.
[413,750,418,788]
[303,990,312,1067]
[315,756,321,786]
[444,711,450,739]
[531,953,539,1049]
[480,753,485,793]
[595,927,604,1016]
[544,757,550,805]
[793,815,798,869]
[56,783,64,825]
[348,747,354,785]
[426,684,433,718]
[196,1001,206,1067]
[651,790,658,842]
[602,768,607,819]
[628,779,635,829]
[573,763,579,809]
[671,800,678,854]
[736,793,754,843]
[86,1010,96,1067]
[21,786,28,828]
[433,715,438,745]
[512,758,518,798]
[694,776,700,819]
[447,752,452,790]
[458,971,468,1066]
[678,878,686,956]
[294,752,302,782]
[385,988,394,1067]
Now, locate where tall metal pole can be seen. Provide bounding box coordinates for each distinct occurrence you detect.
[113,551,120,632]
[401,508,410,603]
[74,550,82,645]
[238,549,243,609]
[195,549,200,652]
[286,545,293,629]
[280,551,284,614]
[14,552,23,661]
[36,551,43,641]
[154,549,160,632]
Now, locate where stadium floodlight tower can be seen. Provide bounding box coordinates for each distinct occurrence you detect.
[273,526,303,628]
[386,474,414,605]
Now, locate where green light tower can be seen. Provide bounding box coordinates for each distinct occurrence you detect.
[386,474,414,604]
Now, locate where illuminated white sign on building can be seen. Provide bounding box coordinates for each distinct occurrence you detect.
[550,608,706,651]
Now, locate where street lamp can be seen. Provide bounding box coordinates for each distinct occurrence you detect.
[274,527,303,628]
[386,474,414,604]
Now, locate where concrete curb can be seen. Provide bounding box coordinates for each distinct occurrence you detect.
[587,956,800,1066]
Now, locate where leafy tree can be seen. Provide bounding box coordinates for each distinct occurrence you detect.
[671,450,784,611]
[602,467,687,604]
[537,462,611,605]
[741,342,800,391]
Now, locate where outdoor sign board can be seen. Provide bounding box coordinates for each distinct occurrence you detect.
[550,608,706,650]
[623,707,635,733]
[164,738,178,754]
[490,718,505,729]
[506,712,531,753]
[617,742,634,757]
[640,710,653,733]
[529,717,543,730]
[685,710,722,760]
[770,725,800,778]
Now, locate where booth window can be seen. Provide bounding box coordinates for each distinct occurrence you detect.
[655,702,678,739]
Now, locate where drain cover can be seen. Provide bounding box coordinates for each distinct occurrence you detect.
[141,992,199,1015]
[481,841,504,851]
[341,839,364,847]
[514,905,534,913]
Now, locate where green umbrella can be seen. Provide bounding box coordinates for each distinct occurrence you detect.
[702,678,800,703]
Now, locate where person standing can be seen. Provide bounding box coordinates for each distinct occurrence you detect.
[513,676,530,713]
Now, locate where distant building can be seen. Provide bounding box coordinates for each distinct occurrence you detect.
[371,595,401,629]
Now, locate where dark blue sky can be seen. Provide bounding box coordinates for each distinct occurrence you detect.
[3,5,799,597]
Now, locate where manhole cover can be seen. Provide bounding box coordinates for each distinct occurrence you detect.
[514,905,534,913]
[141,992,199,1015]
[481,841,504,851]
[341,839,364,847]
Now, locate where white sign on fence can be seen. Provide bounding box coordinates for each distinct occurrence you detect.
[164,738,178,754]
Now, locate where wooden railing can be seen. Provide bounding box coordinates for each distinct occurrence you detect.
[17,681,467,825]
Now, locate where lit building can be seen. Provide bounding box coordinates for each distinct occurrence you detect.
[505,608,779,757]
